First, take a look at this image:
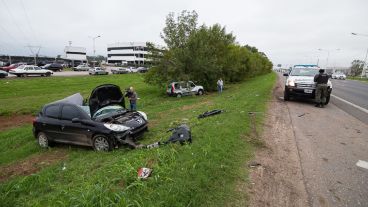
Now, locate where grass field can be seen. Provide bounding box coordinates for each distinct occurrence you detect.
[0,73,276,207]
[347,76,368,83]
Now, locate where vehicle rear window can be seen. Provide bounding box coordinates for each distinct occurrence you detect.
[61,105,82,120]
[45,105,60,118]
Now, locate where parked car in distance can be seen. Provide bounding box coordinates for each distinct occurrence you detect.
[0,63,26,72]
[89,67,108,75]
[137,67,148,73]
[331,72,346,80]
[9,65,53,77]
[32,84,148,151]
[0,70,8,78]
[167,81,204,97]
[111,67,130,74]
[283,65,332,104]
[129,67,138,73]
[42,63,63,72]
[74,64,90,71]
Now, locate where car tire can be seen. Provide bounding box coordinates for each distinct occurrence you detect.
[37,132,50,148]
[284,91,290,101]
[21,74,27,78]
[45,72,51,77]
[325,95,330,105]
[93,135,113,151]
[176,93,182,98]
[198,89,204,95]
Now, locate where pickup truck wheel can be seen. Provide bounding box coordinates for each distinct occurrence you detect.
[198,89,204,95]
[93,135,113,151]
[284,91,290,101]
[325,95,330,105]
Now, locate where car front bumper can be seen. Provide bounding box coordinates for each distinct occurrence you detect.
[285,86,332,98]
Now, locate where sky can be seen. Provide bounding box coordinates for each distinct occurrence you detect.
[0,0,367,67]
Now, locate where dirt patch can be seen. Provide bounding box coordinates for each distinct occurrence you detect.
[0,149,68,183]
[0,114,34,131]
[232,75,310,207]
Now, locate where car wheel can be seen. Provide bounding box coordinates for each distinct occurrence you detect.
[37,132,50,148]
[176,93,182,98]
[325,95,330,105]
[21,74,27,78]
[93,135,113,151]
[198,89,204,95]
[284,91,290,101]
[45,72,51,77]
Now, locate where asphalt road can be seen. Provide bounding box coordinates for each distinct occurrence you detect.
[330,79,368,124]
[278,73,368,207]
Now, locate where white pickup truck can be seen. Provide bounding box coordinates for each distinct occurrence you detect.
[9,65,53,77]
[283,66,332,104]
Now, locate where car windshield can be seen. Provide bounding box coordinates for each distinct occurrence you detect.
[35,67,42,70]
[17,65,25,69]
[92,105,126,119]
[290,68,319,77]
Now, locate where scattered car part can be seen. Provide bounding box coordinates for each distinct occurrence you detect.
[146,124,192,149]
[138,167,152,179]
[198,109,224,119]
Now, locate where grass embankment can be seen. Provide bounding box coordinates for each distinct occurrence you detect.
[0,73,276,206]
[347,76,368,83]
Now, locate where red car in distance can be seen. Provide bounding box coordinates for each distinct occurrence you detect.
[0,63,26,72]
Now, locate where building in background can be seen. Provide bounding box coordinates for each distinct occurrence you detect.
[107,42,148,65]
[64,46,87,66]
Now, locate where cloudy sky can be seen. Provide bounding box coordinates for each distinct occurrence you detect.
[0,0,367,67]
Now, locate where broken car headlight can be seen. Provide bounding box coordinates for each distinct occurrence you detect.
[287,79,295,87]
[137,111,148,121]
[104,123,130,132]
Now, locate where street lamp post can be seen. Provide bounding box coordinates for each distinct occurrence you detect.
[318,48,340,72]
[89,35,101,67]
[351,32,368,78]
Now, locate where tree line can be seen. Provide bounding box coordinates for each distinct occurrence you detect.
[145,10,273,91]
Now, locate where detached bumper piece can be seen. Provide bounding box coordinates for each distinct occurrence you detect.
[198,109,224,119]
[146,124,192,149]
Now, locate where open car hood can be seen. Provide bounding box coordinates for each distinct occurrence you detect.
[89,84,125,116]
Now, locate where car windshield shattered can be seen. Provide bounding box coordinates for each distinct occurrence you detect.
[290,68,319,76]
[92,105,127,119]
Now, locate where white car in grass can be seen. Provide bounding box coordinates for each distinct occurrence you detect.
[9,65,53,77]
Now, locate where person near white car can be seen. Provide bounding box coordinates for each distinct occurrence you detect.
[314,69,329,108]
[217,78,223,93]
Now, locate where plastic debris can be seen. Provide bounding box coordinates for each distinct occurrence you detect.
[198,109,224,119]
[138,167,152,179]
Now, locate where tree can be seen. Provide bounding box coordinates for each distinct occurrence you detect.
[350,60,365,76]
[145,10,273,91]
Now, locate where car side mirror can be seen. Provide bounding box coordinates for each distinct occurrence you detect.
[283,73,289,76]
[72,118,81,123]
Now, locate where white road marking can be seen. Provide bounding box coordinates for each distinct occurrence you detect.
[356,160,368,170]
[331,94,368,114]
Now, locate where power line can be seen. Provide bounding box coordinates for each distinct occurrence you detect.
[1,0,32,45]
[20,0,39,45]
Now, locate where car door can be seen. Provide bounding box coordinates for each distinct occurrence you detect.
[188,81,197,93]
[41,104,63,141]
[59,105,93,146]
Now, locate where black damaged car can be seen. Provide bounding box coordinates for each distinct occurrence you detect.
[33,84,148,151]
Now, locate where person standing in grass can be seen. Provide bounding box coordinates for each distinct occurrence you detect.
[217,78,224,93]
[126,86,138,111]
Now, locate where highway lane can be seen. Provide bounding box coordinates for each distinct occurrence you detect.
[331,79,368,110]
[330,79,368,124]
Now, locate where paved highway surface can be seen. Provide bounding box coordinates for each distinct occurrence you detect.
[330,79,368,124]
[278,73,368,207]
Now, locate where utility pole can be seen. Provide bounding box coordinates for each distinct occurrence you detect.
[318,48,340,73]
[26,45,42,65]
[351,33,368,78]
[89,35,101,67]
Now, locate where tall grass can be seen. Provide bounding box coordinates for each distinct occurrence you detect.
[0,73,276,207]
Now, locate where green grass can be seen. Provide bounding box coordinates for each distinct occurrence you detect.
[347,76,368,83]
[0,72,276,207]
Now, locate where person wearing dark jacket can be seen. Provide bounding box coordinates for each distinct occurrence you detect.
[125,87,138,111]
[314,69,329,108]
